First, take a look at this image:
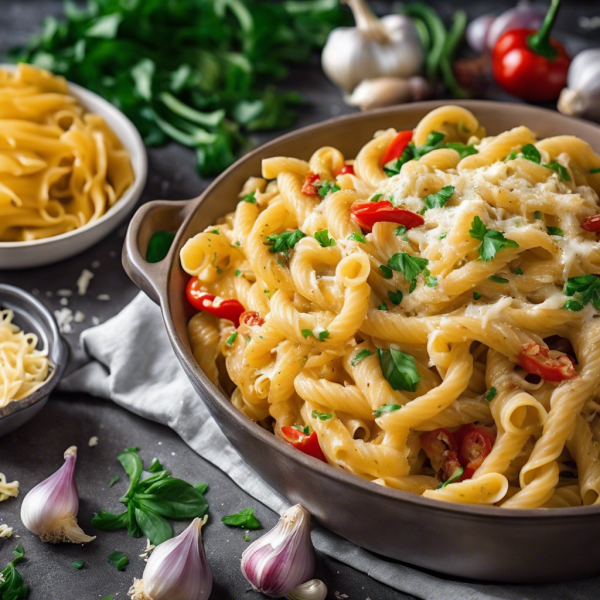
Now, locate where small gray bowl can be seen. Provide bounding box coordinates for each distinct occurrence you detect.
[0,284,68,437]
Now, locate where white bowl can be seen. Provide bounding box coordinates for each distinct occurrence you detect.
[0,64,147,269]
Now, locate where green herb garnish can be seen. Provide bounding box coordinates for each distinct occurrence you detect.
[0,546,27,600]
[291,424,310,435]
[445,142,478,158]
[439,233,447,240]
[469,216,519,262]
[378,302,388,311]
[108,552,129,572]
[512,268,523,275]
[563,274,600,310]
[234,269,242,277]
[377,348,422,392]
[520,144,541,164]
[423,185,455,210]
[241,190,257,204]
[351,349,373,366]
[226,332,238,345]
[388,290,403,305]
[590,167,600,174]
[317,180,341,197]
[373,403,402,417]
[544,161,570,181]
[264,229,305,260]
[473,292,482,300]
[370,193,383,202]
[490,275,509,284]
[379,265,393,279]
[314,229,337,247]
[388,253,429,285]
[311,410,333,421]
[534,211,542,219]
[108,475,120,487]
[437,467,464,489]
[301,329,329,341]
[484,387,497,402]
[222,508,261,530]
[348,232,366,243]
[547,227,564,237]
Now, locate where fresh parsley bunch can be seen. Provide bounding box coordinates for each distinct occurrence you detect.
[91,448,209,545]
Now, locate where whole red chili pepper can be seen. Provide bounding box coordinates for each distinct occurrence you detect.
[185,277,245,326]
[381,130,413,166]
[492,0,570,102]
[351,201,424,233]
[301,171,321,197]
[280,427,327,462]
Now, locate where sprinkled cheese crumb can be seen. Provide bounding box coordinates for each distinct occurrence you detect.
[97,294,110,301]
[74,311,85,323]
[77,269,94,295]
[59,297,69,306]
[91,316,100,326]
[0,524,12,538]
[54,308,73,333]
[56,289,72,297]
[88,436,99,447]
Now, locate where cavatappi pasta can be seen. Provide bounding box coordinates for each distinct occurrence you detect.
[0,63,134,241]
[0,309,49,407]
[180,105,600,508]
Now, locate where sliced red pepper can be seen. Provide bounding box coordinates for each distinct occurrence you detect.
[301,171,321,197]
[581,215,600,233]
[455,424,496,480]
[492,0,570,102]
[281,426,327,462]
[338,164,354,175]
[518,342,577,382]
[350,201,424,233]
[239,310,265,328]
[381,130,413,166]
[420,428,462,482]
[186,277,245,326]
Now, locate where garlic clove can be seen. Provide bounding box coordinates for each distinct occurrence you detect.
[129,516,212,600]
[241,504,315,598]
[20,446,95,544]
[285,579,328,600]
[346,77,411,110]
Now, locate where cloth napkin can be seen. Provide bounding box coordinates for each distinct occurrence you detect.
[61,293,600,600]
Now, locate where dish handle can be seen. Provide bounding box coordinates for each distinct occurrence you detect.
[122,199,193,304]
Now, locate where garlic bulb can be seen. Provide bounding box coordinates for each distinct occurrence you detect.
[346,76,432,110]
[241,504,316,597]
[558,49,600,122]
[322,0,423,92]
[20,446,95,544]
[286,579,328,600]
[129,517,212,600]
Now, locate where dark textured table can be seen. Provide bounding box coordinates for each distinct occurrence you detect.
[1,1,599,599]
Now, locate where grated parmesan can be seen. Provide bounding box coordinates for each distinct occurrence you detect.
[0,524,13,538]
[97,294,110,301]
[74,310,85,323]
[54,308,73,334]
[77,269,94,295]
[88,436,99,447]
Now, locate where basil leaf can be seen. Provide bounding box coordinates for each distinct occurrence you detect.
[445,142,478,158]
[387,252,429,283]
[423,185,455,210]
[108,475,119,487]
[148,458,165,473]
[107,551,128,571]
[0,545,27,600]
[520,144,541,164]
[139,478,209,519]
[222,507,261,530]
[314,229,336,247]
[240,190,257,204]
[91,509,129,531]
[388,290,403,305]
[126,501,141,538]
[377,348,423,392]
[194,482,209,495]
[379,265,393,279]
[311,410,333,421]
[117,448,143,495]
[348,232,366,243]
[351,349,372,366]
[264,229,305,260]
[484,387,497,401]
[373,403,402,417]
[469,216,519,262]
[134,507,173,545]
[543,161,570,181]
[438,466,464,488]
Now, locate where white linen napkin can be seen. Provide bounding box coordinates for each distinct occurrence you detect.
[60,292,600,600]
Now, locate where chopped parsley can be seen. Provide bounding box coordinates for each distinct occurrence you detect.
[395,225,408,241]
[513,267,523,275]
[264,229,305,260]
[423,185,455,211]
[240,190,257,204]
[473,292,482,300]
[520,143,541,164]
[72,560,85,570]
[301,329,329,341]
[388,290,403,305]
[226,332,238,345]
[378,302,388,311]
[439,233,447,240]
[373,403,402,417]
[348,232,366,243]
[547,227,563,237]
[317,180,341,197]
[222,508,261,530]
[379,265,393,279]
[484,387,497,402]
[383,132,447,176]
[534,211,543,220]
[311,410,333,421]
[564,300,584,312]
[563,274,600,310]
[544,161,570,181]
[234,269,242,277]
[314,229,337,247]
[108,551,129,572]
[445,142,478,158]
[469,216,519,262]
[437,467,464,488]
[489,275,509,284]
[351,349,373,366]
[209,229,220,234]
[424,270,438,287]
[377,348,422,392]
[370,193,383,202]
[387,252,429,287]
[291,424,310,435]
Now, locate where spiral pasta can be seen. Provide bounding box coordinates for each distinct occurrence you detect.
[180,105,600,508]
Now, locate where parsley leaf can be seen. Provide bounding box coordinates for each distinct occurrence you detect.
[383,145,414,176]
[473,292,482,300]
[534,211,543,220]
[301,329,314,338]
[264,229,305,260]
[564,274,600,309]
[564,300,584,312]
[379,265,393,279]
[513,268,523,275]
[318,330,329,341]
[291,424,310,435]
[226,332,238,345]
[439,233,447,240]
[373,403,402,417]
[520,144,541,164]
[484,387,497,401]
[317,180,341,197]
[388,290,403,305]
[301,329,329,341]
[423,185,455,210]
[469,216,519,262]
[445,142,478,158]
[377,348,422,392]
[412,131,446,158]
[388,253,429,283]
[378,302,388,311]
[234,269,242,277]
[395,225,408,241]
[314,229,337,247]
[490,275,509,283]
[370,193,383,202]
[222,507,261,530]
[351,349,372,366]
[348,232,366,243]
[504,149,517,162]
[240,191,257,204]
[544,161,570,181]
[311,410,333,421]
[437,467,464,488]
[547,227,563,237]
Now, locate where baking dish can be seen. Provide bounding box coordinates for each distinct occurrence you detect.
[123,100,600,583]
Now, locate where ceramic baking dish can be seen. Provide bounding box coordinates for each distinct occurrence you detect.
[123,100,600,583]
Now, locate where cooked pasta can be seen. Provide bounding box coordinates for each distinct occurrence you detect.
[0,63,134,241]
[0,472,19,502]
[0,309,49,407]
[180,105,600,508]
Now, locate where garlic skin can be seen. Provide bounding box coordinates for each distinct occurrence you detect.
[20,446,95,544]
[322,0,423,92]
[558,49,600,122]
[285,579,328,600]
[129,517,211,600]
[241,504,315,598]
[346,76,432,110]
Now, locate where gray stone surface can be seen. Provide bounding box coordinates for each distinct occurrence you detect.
[1,1,599,598]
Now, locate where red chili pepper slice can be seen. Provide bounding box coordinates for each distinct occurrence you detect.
[518,342,577,382]
[581,215,600,233]
[239,310,265,328]
[350,201,424,233]
[301,171,321,197]
[280,427,327,462]
[381,130,413,166]
[492,0,570,102]
[420,428,462,482]
[338,164,354,175]
[455,424,496,480]
[185,277,245,326]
